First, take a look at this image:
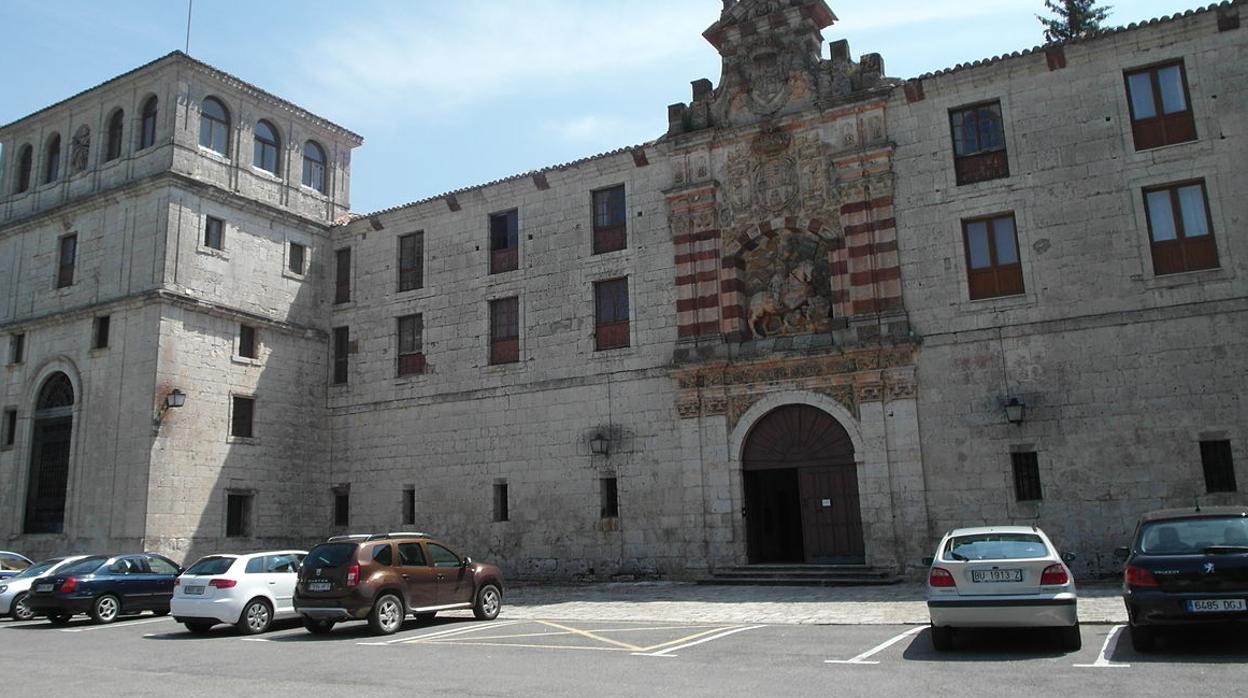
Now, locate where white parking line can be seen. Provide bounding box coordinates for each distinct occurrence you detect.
[825,626,926,665]
[631,625,764,658]
[357,621,519,646]
[60,617,174,633]
[1074,624,1131,669]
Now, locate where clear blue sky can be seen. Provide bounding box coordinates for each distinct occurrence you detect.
[0,0,1203,214]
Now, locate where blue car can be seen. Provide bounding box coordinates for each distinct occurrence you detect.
[27,553,183,625]
[0,551,33,581]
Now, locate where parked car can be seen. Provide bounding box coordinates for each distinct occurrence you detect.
[27,553,183,625]
[294,532,504,635]
[0,552,33,581]
[1119,506,1248,651]
[171,550,306,635]
[0,556,87,621]
[925,526,1080,651]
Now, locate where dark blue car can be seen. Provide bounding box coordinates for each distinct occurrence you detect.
[27,553,183,625]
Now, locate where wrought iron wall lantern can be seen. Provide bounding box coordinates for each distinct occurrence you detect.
[590,433,610,456]
[1004,397,1025,425]
[155,388,186,425]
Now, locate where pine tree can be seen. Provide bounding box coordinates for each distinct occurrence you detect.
[1038,0,1112,43]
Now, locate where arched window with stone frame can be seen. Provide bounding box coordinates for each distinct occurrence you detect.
[24,371,75,535]
[302,140,327,194]
[43,133,61,184]
[199,97,230,155]
[105,109,125,162]
[253,119,280,175]
[138,95,158,150]
[15,144,33,193]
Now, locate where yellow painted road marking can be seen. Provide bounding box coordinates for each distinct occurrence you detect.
[535,620,644,651]
[445,624,728,643]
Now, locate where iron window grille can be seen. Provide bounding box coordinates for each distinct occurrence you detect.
[1011,452,1043,502]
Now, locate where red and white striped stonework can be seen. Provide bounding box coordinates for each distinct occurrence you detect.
[671,185,723,339]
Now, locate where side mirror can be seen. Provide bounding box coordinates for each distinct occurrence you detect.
[461,556,473,567]
[1061,552,1077,563]
[1113,546,1130,562]
[921,557,934,567]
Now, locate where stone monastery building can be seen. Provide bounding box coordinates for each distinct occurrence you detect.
[1,0,1244,580]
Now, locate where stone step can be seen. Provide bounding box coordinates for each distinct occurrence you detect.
[696,575,904,587]
[698,564,903,587]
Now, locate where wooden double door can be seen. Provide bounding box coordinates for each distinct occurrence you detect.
[743,405,864,564]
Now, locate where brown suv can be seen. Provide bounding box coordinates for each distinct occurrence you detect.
[293,532,504,635]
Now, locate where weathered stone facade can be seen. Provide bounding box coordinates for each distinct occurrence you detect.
[1,1,1244,579]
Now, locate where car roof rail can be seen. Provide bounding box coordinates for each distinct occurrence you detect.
[327,534,373,542]
[373,531,432,540]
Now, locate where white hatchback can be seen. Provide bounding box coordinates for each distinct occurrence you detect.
[925,526,1079,651]
[171,550,306,635]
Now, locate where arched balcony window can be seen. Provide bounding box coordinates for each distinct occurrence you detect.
[139,96,158,150]
[105,109,125,161]
[253,120,280,175]
[302,140,327,194]
[199,97,230,155]
[43,134,61,184]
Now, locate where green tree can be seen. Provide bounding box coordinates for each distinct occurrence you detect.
[1038,0,1112,42]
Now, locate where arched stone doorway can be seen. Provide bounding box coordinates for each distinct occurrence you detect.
[743,404,864,564]
[24,372,74,534]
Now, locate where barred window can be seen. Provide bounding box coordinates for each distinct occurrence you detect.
[398,232,424,292]
[1011,451,1042,502]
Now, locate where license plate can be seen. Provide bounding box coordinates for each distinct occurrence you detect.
[1186,599,1247,613]
[307,581,333,592]
[971,569,1023,583]
[35,583,53,593]
[183,586,205,596]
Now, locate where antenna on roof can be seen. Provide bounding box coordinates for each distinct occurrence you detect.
[184,0,193,54]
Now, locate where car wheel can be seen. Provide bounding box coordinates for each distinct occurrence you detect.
[368,594,404,635]
[415,611,437,623]
[1129,624,1156,652]
[1059,623,1082,652]
[11,593,36,622]
[48,613,73,626]
[237,598,273,635]
[90,595,120,624]
[473,584,502,621]
[184,620,215,635]
[152,609,170,617]
[302,617,335,635]
[930,625,955,651]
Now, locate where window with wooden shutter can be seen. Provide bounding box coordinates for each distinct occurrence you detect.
[489,210,518,274]
[398,232,424,292]
[489,297,520,365]
[950,101,1009,185]
[397,314,425,376]
[962,214,1024,300]
[1143,180,1218,275]
[1125,61,1197,151]
[594,278,630,351]
[592,185,627,254]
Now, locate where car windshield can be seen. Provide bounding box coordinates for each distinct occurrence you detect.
[304,543,356,569]
[184,556,235,576]
[1139,516,1248,554]
[10,557,66,580]
[944,533,1048,561]
[58,556,107,576]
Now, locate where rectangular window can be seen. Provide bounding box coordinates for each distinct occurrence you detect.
[289,242,306,275]
[398,232,424,292]
[594,277,630,351]
[402,487,415,526]
[226,493,252,538]
[493,482,509,522]
[962,213,1024,300]
[231,396,255,439]
[9,334,24,364]
[334,490,350,527]
[950,101,1009,185]
[332,327,349,384]
[1201,440,1238,493]
[57,234,77,288]
[600,477,619,519]
[93,316,110,350]
[397,314,425,376]
[204,216,224,251]
[1143,180,1218,276]
[489,210,519,274]
[1125,61,1197,150]
[592,185,627,254]
[238,324,257,359]
[1011,451,1043,502]
[334,248,352,304]
[489,297,520,365]
[3,409,16,448]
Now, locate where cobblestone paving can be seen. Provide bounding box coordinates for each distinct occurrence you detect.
[496,582,1128,626]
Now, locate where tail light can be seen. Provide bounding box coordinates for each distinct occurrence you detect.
[346,563,360,587]
[208,579,237,589]
[1125,565,1159,588]
[928,567,956,588]
[173,578,181,587]
[60,577,77,593]
[1040,564,1070,586]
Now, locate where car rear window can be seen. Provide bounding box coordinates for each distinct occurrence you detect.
[185,556,235,576]
[944,533,1048,561]
[305,543,357,569]
[10,558,65,580]
[58,556,107,576]
[1139,516,1248,554]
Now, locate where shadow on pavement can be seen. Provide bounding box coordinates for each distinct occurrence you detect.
[1110,626,1248,664]
[901,627,1072,662]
